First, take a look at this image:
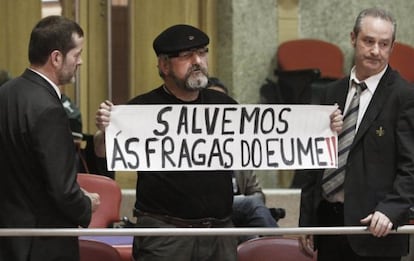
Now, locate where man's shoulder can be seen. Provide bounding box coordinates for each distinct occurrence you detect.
[201,88,238,104]
[127,86,238,105]
[380,67,414,96]
[127,86,164,104]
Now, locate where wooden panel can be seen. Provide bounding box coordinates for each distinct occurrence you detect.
[0,0,41,77]
[277,0,299,44]
[129,0,216,97]
[278,0,298,18]
[278,19,299,43]
[111,5,130,104]
[76,0,109,134]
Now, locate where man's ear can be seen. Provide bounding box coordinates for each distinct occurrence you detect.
[390,41,395,53]
[50,50,62,67]
[158,57,170,76]
[350,31,356,48]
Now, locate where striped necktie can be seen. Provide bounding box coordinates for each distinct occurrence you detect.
[322,80,367,200]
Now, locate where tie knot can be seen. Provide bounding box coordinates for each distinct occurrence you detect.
[352,79,367,92]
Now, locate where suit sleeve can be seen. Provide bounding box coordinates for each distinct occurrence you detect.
[32,105,91,227]
[376,86,414,225]
[298,169,321,227]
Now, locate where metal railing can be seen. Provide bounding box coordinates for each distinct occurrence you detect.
[1,226,414,237]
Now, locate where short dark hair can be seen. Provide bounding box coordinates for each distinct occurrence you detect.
[353,7,396,42]
[28,15,84,65]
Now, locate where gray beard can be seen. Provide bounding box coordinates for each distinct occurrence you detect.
[185,73,208,90]
[171,70,209,92]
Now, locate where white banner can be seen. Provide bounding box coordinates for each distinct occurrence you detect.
[105,104,338,171]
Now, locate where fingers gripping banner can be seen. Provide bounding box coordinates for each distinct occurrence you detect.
[105,104,338,171]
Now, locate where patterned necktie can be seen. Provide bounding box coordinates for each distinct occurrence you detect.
[322,80,367,199]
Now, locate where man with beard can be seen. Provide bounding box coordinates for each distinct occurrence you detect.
[0,16,100,261]
[95,24,343,261]
[94,24,239,261]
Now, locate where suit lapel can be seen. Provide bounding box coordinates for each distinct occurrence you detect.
[325,77,349,112]
[352,68,395,146]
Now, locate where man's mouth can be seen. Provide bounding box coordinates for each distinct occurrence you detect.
[190,69,203,76]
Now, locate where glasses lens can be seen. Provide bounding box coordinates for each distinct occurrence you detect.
[168,47,209,59]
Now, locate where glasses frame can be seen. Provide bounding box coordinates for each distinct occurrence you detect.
[167,47,209,59]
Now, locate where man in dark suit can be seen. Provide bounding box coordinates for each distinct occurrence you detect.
[299,7,414,261]
[0,16,100,261]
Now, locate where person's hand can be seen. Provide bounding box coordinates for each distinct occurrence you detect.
[298,234,314,258]
[82,188,101,213]
[330,105,343,133]
[95,100,113,132]
[94,100,113,158]
[360,211,393,237]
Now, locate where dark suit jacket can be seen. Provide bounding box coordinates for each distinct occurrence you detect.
[299,66,414,257]
[0,69,92,261]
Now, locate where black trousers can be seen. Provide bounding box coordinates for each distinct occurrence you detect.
[132,215,237,261]
[316,200,400,261]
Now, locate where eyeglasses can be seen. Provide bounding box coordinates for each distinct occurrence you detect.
[168,47,209,59]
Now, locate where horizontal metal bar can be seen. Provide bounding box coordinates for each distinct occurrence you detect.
[0,226,414,237]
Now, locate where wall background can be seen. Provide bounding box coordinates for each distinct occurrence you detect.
[300,0,414,74]
[216,0,414,106]
[2,0,414,188]
[214,0,414,187]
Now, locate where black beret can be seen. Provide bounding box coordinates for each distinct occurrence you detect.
[153,24,209,56]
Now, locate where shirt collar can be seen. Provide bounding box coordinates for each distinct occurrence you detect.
[349,65,388,93]
[28,68,61,100]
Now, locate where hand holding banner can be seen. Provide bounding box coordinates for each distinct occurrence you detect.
[105,104,338,171]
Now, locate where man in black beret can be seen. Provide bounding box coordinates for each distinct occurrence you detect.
[94,24,239,261]
[94,23,343,261]
[153,24,210,56]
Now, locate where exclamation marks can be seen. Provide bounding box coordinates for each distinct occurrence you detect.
[325,136,337,166]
